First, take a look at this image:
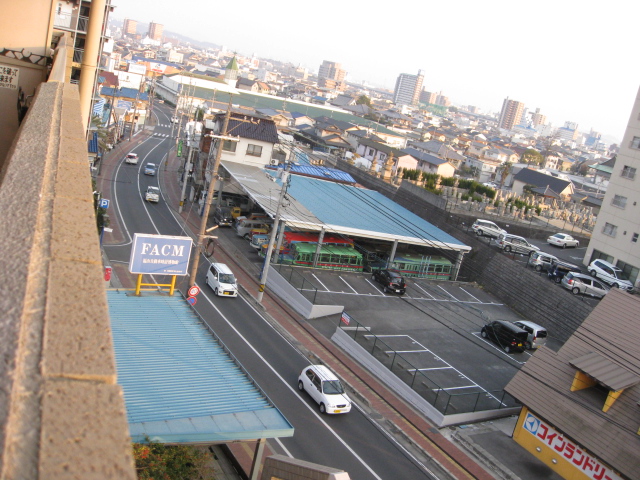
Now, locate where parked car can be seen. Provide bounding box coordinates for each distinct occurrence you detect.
[480,320,528,353]
[144,186,160,203]
[298,365,351,414]
[497,234,540,256]
[213,206,234,227]
[471,219,506,239]
[171,115,179,123]
[249,234,270,251]
[547,233,579,249]
[482,181,498,189]
[512,320,548,350]
[561,272,609,299]
[528,251,558,272]
[588,259,634,292]
[205,263,238,297]
[144,163,157,176]
[371,269,406,295]
[124,152,138,165]
[547,260,582,283]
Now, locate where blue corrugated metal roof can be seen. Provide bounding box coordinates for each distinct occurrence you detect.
[87,132,99,154]
[287,175,469,250]
[288,164,355,184]
[108,290,293,443]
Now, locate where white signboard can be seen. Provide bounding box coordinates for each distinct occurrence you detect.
[0,65,19,90]
[128,63,147,75]
[129,233,192,276]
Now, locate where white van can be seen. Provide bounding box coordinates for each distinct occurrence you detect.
[235,218,272,240]
[512,321,548,350]
[205,263,238,297]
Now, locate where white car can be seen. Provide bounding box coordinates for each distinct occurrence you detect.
[144,163,157,176]
[298,365,351,414]
[482,181,498,189]
[124,153,138,165]
[588,259,634,292]
[471,219,507,239]
[547,233,579,249]
[144,186,160,203]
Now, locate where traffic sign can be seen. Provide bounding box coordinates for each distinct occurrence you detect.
[99,198,110,209]
[188,285,200,297]
[187,296,197,305]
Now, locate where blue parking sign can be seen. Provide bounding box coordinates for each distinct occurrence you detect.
[99,198,110,209]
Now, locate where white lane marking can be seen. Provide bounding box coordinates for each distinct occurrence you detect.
[438,285,459,301]
[339,276,358,293]
[408,367,453,372]
[414,284,436,299]
[200,288,384,480]
[384,350,429,354]
[459,287,481,302]
[472,333,526,365]
[432,385,479,391]
[135,140,170,234]
[311,273,329,291]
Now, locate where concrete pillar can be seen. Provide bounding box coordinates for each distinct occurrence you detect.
[79,0,107,132]
[249,438,266,480]
[388,240,398,267]
[452,251,465,281]
[312,228,326,268]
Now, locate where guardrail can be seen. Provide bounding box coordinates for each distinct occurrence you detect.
[337,315,520,416]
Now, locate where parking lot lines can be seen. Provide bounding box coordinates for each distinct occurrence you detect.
[311,273,329,291]
[459,287,482,303]
[339,276,358,293]
[413,284,436,299]
[438,285,459,301]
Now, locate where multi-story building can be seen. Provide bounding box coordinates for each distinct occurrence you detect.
[123,18,137,36]
[420,90,436,104]
[148,21,163,41]
[497,97,525,131]
[393,69,424,106]
[531,107,547,127]
[585,87,640,287]
[557,121,579,142]
[317,60,346,91]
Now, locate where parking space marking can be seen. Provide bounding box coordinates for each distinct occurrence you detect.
[472,332,527,365]
[342,326,371,331]
[414,284,436,299]
[459,287,481,303]
[431,385,479,391]
[438,285,459,301]
[384,350,429,354]
[339,276,358,293]
[311,274,330,291]
[408,367,453,372]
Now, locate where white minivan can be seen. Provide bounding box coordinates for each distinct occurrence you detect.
[205,263,238,297]
[235,218,272,240]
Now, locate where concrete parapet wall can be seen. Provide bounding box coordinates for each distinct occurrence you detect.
[261,454,350,480]
[0,82,136,478]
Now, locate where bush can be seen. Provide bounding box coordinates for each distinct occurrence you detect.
[402,168,421,181]
[440,176,456,187]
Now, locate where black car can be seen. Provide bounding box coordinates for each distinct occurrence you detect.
[480,320,528,353]
[372,269,406,295]
[547,259,581,284]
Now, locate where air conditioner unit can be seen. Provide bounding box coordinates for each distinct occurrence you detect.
[269,159,278,165]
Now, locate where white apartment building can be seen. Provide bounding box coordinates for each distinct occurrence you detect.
[393,70,424,106]
[585,87,640,287]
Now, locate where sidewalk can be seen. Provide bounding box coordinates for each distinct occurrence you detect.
[99,133,554,480]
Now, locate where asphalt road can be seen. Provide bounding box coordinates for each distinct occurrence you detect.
[103,113,442,479]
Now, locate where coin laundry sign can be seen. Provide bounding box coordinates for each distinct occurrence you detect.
[129,234,192,275]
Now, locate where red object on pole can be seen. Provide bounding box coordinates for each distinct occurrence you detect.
[104,266,112,281]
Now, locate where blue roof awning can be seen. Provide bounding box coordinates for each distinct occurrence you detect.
[107,290,294,444]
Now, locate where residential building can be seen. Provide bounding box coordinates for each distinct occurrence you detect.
[148,21,163,41]
[393,70,424,106]
[123,17,137,35]
[505,289,640,480]
[317,60,346,91]
[420,90,436,104]
[511,168,574,198]
[531,107,547,127]
[354,137,415,175]
[586,86,640,287]
[557,121,579,142]
[498,97,525,131]
[404,148,455,178]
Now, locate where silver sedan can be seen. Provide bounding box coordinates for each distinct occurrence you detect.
[547,233,579,248]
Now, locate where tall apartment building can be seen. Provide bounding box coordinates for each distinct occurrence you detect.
[420,90,436,104]
[317,60,346,91]
[123,18,137,35]
[393,70,424,106]
[531,107,547,127]
[557,121,579,142]
[435,93,450,107]
[497,97,525,130]
[148,21,164,41]
[585,87,640,287]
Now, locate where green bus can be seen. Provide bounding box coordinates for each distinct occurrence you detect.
[280,243,363,272]
[388,254,453,280]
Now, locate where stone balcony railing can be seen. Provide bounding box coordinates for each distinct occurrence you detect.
[0,34,136,479]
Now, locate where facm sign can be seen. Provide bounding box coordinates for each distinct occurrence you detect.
[129,234,192,276]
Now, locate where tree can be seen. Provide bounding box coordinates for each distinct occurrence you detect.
[499,161,512,187]
[90,114,110,152]
[356,95,371,107]
[521,148,543,166]
[132,439,209,479]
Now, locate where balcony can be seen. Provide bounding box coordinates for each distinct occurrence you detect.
[0,33,136,479]
[53,12,89,33]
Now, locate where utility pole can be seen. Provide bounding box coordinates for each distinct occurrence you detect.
[189,98,234,287]
[178,143,194,213]
[257,167,290,303]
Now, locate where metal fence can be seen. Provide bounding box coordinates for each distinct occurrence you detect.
[338,315,520,416]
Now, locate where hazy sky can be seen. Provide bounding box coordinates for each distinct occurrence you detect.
[114,0,640,142]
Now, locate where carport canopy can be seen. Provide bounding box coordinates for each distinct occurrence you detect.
[221,162,470,253]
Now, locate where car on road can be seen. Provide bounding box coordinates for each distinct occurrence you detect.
[547,233,579,248]
[561,272,609,299]
[124,153,138,165]
[480,320,528,353]
[298,365,351,414]
[471,219,506,239]
[497,233,540,256]
[144,163,157,176]
[371,269,406,295]
[528,251,558,272]
[588,259,634,292]
[205,262,238,297]
[144,186,160,203]
[213,206,234,227]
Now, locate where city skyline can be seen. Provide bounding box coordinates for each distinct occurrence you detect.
[113,0,640,142]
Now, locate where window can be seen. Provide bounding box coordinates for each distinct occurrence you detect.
[621,165,636,179]
[612,195,627,209]
[631,136,640,149]
[246,144,262,157]
[602,223,618,237]
[222,140,236,152]
[633,233,639,243]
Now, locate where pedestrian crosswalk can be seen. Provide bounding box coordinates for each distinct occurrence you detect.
[153,133,171,138]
